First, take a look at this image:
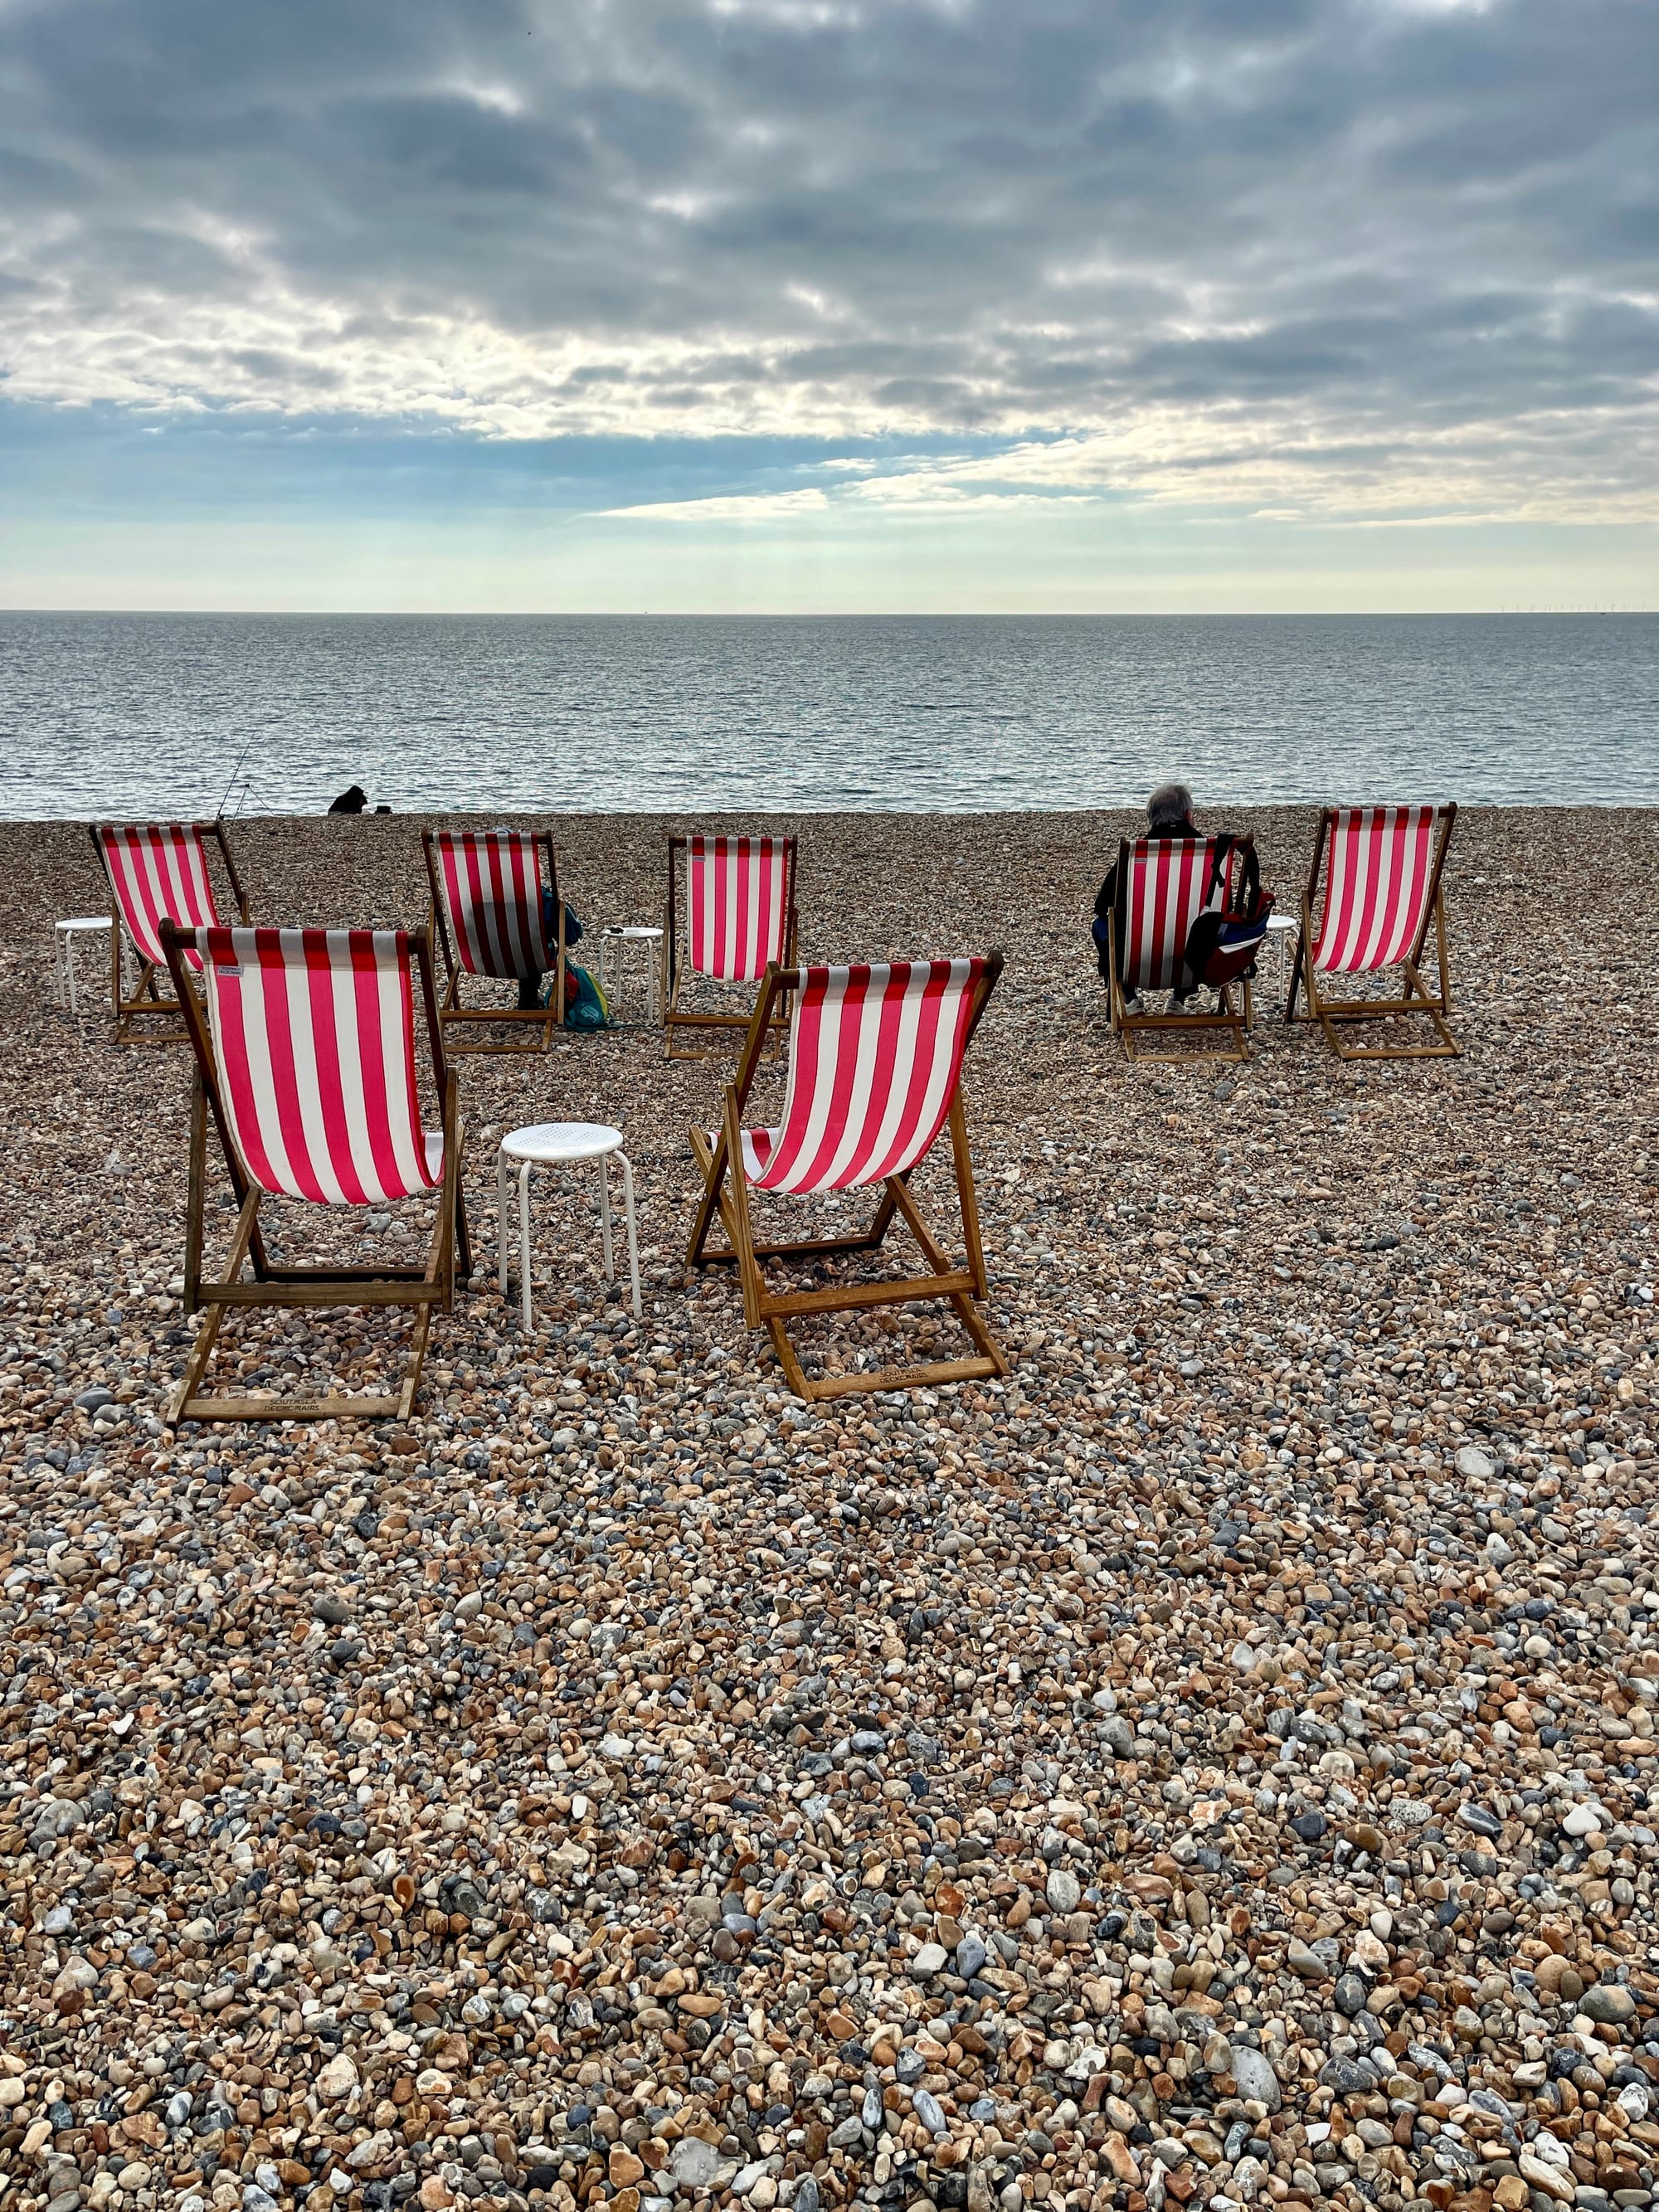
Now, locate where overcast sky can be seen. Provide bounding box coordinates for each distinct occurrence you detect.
[2,0,1655,609]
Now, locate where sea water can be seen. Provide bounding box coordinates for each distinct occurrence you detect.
[1,611,1653,819]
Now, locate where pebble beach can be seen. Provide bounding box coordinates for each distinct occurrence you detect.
[0,807,1655,2212]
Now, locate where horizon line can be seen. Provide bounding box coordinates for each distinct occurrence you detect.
[2,605,1656,620]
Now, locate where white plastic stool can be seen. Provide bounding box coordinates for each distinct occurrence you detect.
[598,926,664,1026]
[1265,912,1297,1003]
[497,1122,640,1328]
[53,916,112,1018]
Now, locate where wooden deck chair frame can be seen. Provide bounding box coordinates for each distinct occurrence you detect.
[664,833,799,1059]
[421,827,566,1055]
[159,920,472,1425]
[1286,803,1459,1061]
[90,820,251,1047]
[1105,834,1254,1065]
[685,955,1010,1402]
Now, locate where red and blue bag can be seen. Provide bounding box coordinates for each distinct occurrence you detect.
[1182,834,1273,989]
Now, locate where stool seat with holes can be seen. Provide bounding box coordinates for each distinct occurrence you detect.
[497,1121,641,1327]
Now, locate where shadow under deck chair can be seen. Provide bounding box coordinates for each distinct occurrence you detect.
[422,828,566,1054]
[664,833,798,1057]
[159,921,470,1423]
[91,820,251,1045]
[1105,834,1254,1063]
[1286,804,1459,1060]
[686,954,1009,1401]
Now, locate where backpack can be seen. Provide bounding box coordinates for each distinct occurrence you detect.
[1182,834,1273,989]
[562,960,611,1031]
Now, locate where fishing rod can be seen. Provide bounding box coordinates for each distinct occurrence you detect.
[214,725,260,825]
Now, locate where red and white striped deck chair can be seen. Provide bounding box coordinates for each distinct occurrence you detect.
[158,921,469,1424]
[421,828,565,1053]
[687,954,1009,1400]
[1287,805,1459,1059]
[1104,834,1254,1062]
[664,833,799,1057]
[90,821,250,1044]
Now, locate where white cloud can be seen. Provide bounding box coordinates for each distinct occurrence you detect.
[595,397,1659,526]
[1,0,1655,524]
[599,485,831,518]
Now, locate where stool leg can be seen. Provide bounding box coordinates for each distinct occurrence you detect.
[519,1162,533,1332]
[598,1155,615,1281]
[67,938,80,1020]
[619,1153,641,1320]
[497,1150,509,1300]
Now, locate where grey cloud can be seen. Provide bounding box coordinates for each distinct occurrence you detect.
[0,0,1655,517]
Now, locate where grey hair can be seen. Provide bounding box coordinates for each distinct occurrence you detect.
[1146,781,1194,830]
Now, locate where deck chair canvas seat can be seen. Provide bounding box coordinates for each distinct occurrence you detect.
[91,821,250,1044]
[422,829,565,1053]
[160,921,469,1424]
[1286,804,1458,1060]
[687,955,1009,1400]
[664,833,798,1057]
[1105,834,1254,1062]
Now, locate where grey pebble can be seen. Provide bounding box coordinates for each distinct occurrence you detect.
[1229,2044,1282,2112]
[913,2089,947,2136]
[1044,1867,1081,1915]
[1581,1984,1639,2025]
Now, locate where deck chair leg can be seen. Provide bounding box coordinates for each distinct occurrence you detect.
[1316,994,1347,1058]
[453,1184,473,1287]
[1285,897,1311,1023]
[1400,960,1462,1055]
[170,1189,260,1422]
[1221,978,1253,1062]
[184,1071,207,1312]
[434,1082,469,1300]
[951,1291,1010,1378]
[1107,921,1151,1063]
[766,1316,813,1399]
[754,1111,1007,1400]
[686,1124,729,1268]
[949,1093,990,1301]
[169,1302,227,1425]
[1107,925,1125,1037]
[555,902,567,1036]
[722,1091,766,1329]
[400,1303,434,1422]
[886,1174,954,1279]
[692,1124,761,1278]
[1435,891,1452,1014]
[1307,950,1459,1061]
[1300,911,1337,1051]
[865,1182,903,1252]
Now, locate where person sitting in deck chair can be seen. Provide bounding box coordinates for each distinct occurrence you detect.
[1094,783,1206,1015]
[513,875,584,1009]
